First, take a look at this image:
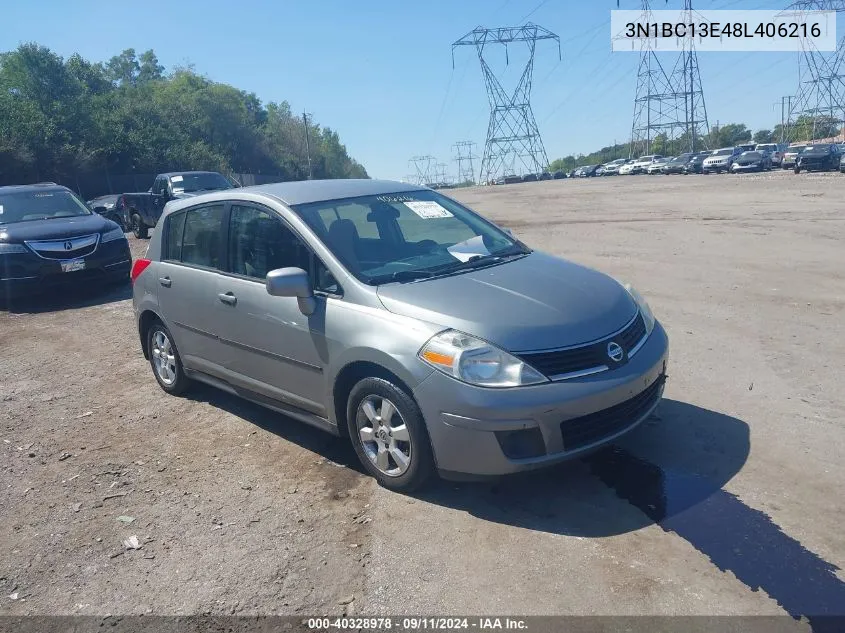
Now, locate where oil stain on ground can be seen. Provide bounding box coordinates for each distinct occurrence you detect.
[586,447,845,633]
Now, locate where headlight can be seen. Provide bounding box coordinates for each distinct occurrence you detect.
[101,226,126,243]
[419,329,548,388]
[623,283,656,336]
[0,243,28,255]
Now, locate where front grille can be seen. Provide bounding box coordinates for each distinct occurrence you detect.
[560,374,665,451]
[24,234,99,260]
[517,312,647,379]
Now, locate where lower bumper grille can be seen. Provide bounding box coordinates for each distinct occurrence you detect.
[560,374,665,451]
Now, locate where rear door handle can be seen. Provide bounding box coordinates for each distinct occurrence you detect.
[218,292,237,306]
[159,277,171,287]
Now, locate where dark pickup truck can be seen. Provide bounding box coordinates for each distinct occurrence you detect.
[120,171,239,238]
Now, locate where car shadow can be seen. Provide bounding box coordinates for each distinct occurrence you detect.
[0,280,132,314]
[183,382,364,473]
[414,398,750,538]
[176,389,845,624]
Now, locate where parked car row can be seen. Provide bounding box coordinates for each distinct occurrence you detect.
[556,142,845,178]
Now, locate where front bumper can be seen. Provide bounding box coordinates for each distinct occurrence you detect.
[732,164,761,171]
[702,162,726,172]
[0,238,131,297]
[414,321,670,478]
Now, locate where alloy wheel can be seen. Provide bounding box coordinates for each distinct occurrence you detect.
[151,329,177,385]
[356,395,412,477]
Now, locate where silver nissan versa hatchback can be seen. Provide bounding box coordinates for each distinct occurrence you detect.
[132,179,669,491]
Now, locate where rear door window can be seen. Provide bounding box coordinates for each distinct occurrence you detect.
[163,211,186,262]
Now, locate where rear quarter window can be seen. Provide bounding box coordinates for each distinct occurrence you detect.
[163,212,186,261]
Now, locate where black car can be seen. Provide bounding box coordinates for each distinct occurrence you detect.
[552,170,567,179]
[87,194,124,230]
[682,152,711,174]
[795,144,841,173]
[662,153,693,175]
[0,183,131,298]
[574,165,600,177]
[521,173,538,182]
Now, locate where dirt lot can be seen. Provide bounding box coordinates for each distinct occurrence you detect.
[1,171,844,624]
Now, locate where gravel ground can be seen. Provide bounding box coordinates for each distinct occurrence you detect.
[1,170,843,624]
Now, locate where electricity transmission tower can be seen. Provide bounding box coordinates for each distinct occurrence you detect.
[622,0,709,156]
[453,24,560,183]
[408,155,435,185]
[784,0,845,141]
[434,163,449,185]
[453,141,478,184]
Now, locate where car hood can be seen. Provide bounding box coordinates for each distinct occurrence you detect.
[0,213,114,242]
[376,251,637,352]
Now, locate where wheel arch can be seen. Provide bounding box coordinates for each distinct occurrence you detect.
[138,309,164,360]
[331,358,425,439]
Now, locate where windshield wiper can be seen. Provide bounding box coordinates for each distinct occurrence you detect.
[369,269,438,284]
[432,248,529,275]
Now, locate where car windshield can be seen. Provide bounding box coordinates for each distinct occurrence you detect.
[171,173,234,193]
[0,189,92,224]
[757,145,776,151]
[714,149,733,156]
[788,147,805,153]
[292,190,529,285]
[741,152,761,159]
[803,145,829,152]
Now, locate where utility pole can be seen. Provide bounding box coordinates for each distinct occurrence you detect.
[303,111,313,180]
[784,1,845,142]
[453,24,560,182]
[453,140,478,184]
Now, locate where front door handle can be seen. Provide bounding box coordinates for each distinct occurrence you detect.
[159,277,171,287]
[218,292,237,306]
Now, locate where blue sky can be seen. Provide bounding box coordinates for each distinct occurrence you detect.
[3,0,835,179]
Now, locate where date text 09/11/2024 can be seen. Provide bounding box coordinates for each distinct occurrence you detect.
[624,21,823,39]
[307,617,528,630]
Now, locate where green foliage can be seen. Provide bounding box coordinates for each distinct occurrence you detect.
[753,129,774,144]
[0,44,368,187]
[708,123,752,148]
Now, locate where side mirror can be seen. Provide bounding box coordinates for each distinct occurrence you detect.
[266,267,316,316]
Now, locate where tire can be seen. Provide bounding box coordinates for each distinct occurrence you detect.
[347,377,435,492]
[131,213,148,239]
[146,320,190,396]
[794,166,801,174]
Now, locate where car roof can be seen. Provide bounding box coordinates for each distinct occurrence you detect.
[160,171,224,178]
[0,183,71,195]
[163,179,427,211]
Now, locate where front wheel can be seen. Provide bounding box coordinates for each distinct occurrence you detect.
[794,166,801,174]
[347,377,435,492]
[131,213,149,239]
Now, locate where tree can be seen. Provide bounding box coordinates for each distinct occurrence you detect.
[753,129,774,144]
[709,123,752,148]
[106,48,140,85]
[0,44,369,191]
[137,50,164,83]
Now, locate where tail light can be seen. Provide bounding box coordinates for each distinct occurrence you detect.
[131,258,152,284]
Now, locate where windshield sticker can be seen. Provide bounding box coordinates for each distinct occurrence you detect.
[171,175,183,183]
[404,200,453,219]
[0,205,3,215]
[377,194,418,203]
[447,235,490,263]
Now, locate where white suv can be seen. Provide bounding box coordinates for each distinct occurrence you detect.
[629,155,664,175]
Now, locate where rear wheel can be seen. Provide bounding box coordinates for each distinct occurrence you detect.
[147,320,190,396]
[347,377,435,492]
[131,213,148,239]
[794,166,801,174]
